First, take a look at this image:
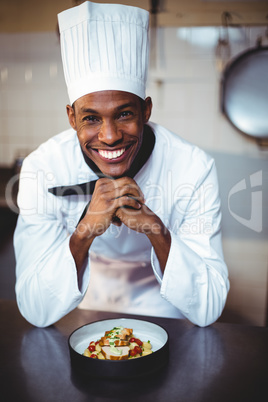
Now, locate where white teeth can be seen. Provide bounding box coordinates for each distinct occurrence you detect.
[98,148,125,160]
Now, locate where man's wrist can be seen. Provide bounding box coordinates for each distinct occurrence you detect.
[69,226,95,273]
[146,218,171,273]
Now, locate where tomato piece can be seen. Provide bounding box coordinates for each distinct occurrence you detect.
[129,337,136,343]
[88,345,96,352]
[129,346,142,357]
[134,346,142,355]
[90,354,98,359]
[135,338,143,346]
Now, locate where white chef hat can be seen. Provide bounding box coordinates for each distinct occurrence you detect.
[58,1,149,105]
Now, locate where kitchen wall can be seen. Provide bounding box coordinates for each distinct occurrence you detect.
[0,25,267,325]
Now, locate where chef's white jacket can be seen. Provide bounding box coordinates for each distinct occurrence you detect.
[14,122,229,327]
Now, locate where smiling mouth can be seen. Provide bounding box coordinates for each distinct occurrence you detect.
[97,147,126,160]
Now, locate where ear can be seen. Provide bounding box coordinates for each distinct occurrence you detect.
[143,97,152,123]
[66,104,77,130]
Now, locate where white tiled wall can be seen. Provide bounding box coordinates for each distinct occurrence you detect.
[0,32,69,165]
[1,26,267,325]
[1,27,267,165]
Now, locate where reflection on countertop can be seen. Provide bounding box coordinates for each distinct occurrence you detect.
[0,169,17,300]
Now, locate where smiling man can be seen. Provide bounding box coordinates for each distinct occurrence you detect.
[68,92,152,178]
[67,90,171,274]
[14,1,229,328]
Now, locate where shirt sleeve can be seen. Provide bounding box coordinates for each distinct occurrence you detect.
[14,157,90,327]
[151,158,229,327]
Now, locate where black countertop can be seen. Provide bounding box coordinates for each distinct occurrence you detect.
[0,300,267,402]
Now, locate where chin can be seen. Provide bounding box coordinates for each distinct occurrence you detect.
[102,167,128,178]
[94,159,132,178]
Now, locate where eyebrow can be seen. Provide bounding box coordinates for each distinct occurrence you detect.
[80,108,99,114]
[116,102,137,111]
[80,102,137,114]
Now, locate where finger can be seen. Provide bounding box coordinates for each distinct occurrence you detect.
[113,186,145,205]
[96,187,144,207]
[116,195,143,211]
[98,177,145,203]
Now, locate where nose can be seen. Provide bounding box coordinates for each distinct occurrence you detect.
[98,120,123,145]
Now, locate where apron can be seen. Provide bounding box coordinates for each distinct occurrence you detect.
[78,252,183,319]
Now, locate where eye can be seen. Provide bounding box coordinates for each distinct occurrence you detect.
[119,111,133,119]
[83,115,100,123]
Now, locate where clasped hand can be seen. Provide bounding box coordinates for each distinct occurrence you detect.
[72,177,171,273]
[80,177,161,238]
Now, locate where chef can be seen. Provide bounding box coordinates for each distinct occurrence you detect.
[14,1,229,328]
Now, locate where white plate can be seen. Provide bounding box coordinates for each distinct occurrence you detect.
[69,318,168,355]
[68,318,169,378]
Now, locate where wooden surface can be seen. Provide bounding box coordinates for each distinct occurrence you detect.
[0,299,267,402]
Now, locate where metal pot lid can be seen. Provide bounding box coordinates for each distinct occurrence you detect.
[221,46,268,139]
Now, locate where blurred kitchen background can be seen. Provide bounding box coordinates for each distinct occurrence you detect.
[0,0,267,326]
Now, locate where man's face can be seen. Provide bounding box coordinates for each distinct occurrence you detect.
[67,91,152,178]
